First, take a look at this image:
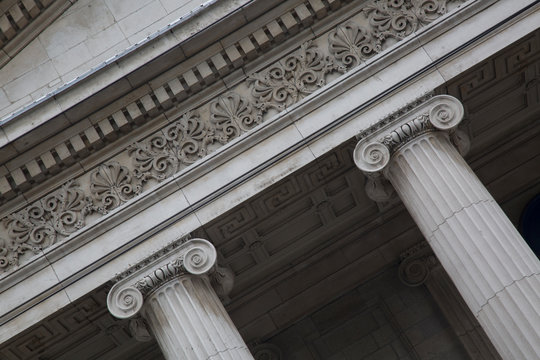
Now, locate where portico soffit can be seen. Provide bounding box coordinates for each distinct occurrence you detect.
[1,0,540,343]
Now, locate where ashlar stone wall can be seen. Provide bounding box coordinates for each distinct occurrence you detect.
[0,0,207,119]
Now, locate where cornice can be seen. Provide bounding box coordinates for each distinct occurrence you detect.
[0,0,506,275]
[0,0,346,204]
[0,0,76,68]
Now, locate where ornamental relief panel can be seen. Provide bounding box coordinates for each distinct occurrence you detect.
[0,0,461,273]
[328,0,454,69]
[248,41,343,113]
[2,181,95,269]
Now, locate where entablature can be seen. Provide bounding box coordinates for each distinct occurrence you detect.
[1,0,540,345]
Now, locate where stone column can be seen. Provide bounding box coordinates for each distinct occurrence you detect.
[107,238,254,360]
[399,241,501,360]
[353,95,540,360]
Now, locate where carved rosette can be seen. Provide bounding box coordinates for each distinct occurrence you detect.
[107,238,232,319]
[354,95,464,174]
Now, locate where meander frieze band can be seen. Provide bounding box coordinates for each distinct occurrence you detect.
[353,94,465,174]
[107,238,221,319]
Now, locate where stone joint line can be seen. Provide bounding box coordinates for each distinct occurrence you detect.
[478,272,540,313]
[429,198,494,234]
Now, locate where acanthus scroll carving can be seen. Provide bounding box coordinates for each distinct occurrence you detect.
[2,181,94,268]
[329,0,457,69]
[364,0,449,42]
[248,41,341,114]
[127,133,179,182]
[128,111,223,183]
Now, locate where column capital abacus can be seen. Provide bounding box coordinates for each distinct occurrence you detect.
[107,238,231,319]
[353,95,465,174]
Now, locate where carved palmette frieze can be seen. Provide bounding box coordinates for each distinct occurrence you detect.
[165,111,221,162]
[248,41,342,114]
[2,181,94,268]
[127,111,222,182]
[365,0,449,42]
[0,0,461,273]
[329,0,454,68]
[127,133,179,182]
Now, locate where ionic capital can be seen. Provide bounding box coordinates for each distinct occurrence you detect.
[107,238,232,319]
[354,95,464,174]
[398,241,439,287]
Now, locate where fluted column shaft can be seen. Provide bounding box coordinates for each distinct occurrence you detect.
[386,132,540,359]
[107,239,254,360]
[354,95,540,360]
[143,275,252,360]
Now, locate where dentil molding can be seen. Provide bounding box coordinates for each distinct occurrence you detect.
[0,0,465,273]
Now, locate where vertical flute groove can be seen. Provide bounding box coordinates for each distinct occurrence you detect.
[143,276,253,360]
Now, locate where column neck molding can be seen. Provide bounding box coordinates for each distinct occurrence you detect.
[354,94,465,174]
[107,238,232,319]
